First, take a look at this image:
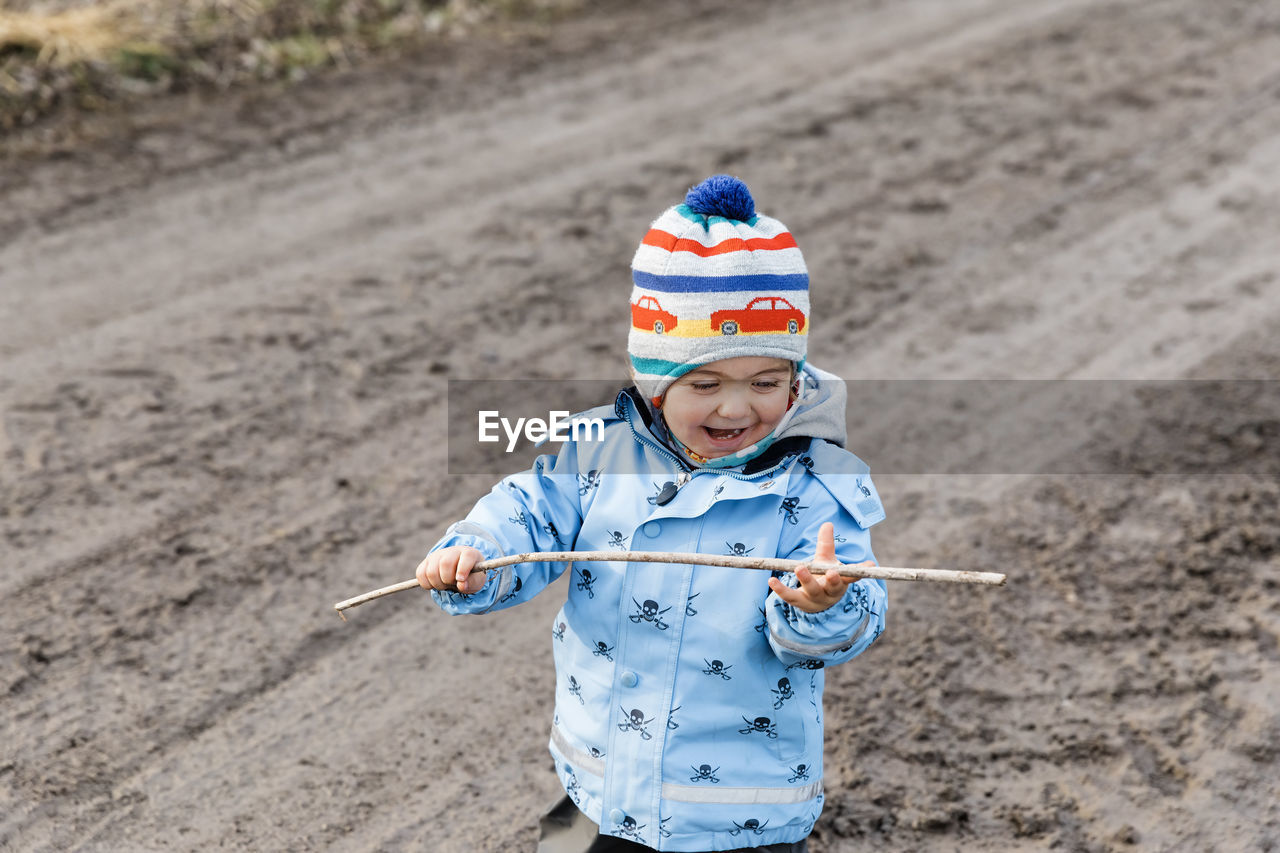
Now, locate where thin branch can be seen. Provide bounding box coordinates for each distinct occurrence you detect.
[333,551,1006,617]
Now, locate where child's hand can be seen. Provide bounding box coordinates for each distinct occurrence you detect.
[416,546,488,594]
[768,522,875,613]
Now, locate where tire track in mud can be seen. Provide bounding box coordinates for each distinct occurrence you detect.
[788,5,1280,366]
[0,0,1078,362]
[7,0,1276,588]
[818,470,1280,850]
[2,0,1121,604]
[9,0,1276,626]
[3,0,1280,849]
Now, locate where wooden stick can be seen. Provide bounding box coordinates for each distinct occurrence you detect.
[333,551,1006,617]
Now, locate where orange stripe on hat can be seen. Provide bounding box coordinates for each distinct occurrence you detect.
[641,229,798,257]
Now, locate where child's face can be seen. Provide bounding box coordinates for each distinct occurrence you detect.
[661,357,794,459]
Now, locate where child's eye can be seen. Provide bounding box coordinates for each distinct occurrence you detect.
[753,380,784,390]
[691,382,719,392]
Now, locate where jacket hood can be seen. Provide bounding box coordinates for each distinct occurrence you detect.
[774,363,848,448]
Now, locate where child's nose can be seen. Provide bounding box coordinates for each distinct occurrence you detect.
[716,389,750,418]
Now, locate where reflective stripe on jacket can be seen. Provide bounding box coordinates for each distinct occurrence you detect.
[430,390,887,852]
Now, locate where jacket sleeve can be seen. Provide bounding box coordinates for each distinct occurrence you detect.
[429,442,584,615]
[765,469,887,668]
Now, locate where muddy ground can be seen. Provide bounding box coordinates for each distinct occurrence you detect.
[2,0,1279,850]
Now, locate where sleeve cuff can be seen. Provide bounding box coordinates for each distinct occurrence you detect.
[427,525,511,613]
[768,577,884,653]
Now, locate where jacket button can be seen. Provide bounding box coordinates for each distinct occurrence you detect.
[620,670,638,688]
[643,520,662,537]
[609,808,625,825]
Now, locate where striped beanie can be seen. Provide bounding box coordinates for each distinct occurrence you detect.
[628,175,809,400]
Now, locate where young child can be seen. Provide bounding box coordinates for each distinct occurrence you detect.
[417,175,887,853]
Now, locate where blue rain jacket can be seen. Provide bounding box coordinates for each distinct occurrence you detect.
[430,389,887,851]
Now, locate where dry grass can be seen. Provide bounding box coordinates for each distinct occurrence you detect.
[0,0,582,130]
[0,0,158,65]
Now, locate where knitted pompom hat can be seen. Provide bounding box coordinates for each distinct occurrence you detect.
[628,175,809,401]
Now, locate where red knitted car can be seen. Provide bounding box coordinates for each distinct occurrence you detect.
[710,296,805,335]
[631,295,678,334]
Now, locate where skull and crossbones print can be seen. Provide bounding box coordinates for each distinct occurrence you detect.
[841,581,871,615]
[617,707,655,740]
[564,765,581,803]
[738,715,778,738]
[614,814,646,841]
[629,597,672,630]
[729,818,770,836]
[575,567,596,598]
[689,764,720,783]
[577,469,602,495]
[778,496,808,524]
[771,677,794,709]
[702,659,733,680]
[786,658,825,672]
[542,519,564,546]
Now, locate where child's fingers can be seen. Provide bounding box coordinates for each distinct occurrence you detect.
[453,550,472,589]
[767,576,801,605]
[412,547,490,592]
[793,565,827,601]
[820,571,849,599]
[434,550,458,589]
[456,568,482,593]
[813,522,837,565]
[454,548,486,593]
[416,550,462,591]
[415,555,433,589]
[768,573,835,613]
[416,552,447,590]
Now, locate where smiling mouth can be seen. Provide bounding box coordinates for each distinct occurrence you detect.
[704,426,747,441]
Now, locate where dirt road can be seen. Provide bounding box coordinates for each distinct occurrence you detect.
[3,0,1278,849]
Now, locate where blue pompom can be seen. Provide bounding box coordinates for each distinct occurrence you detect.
[684,175,755,221]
